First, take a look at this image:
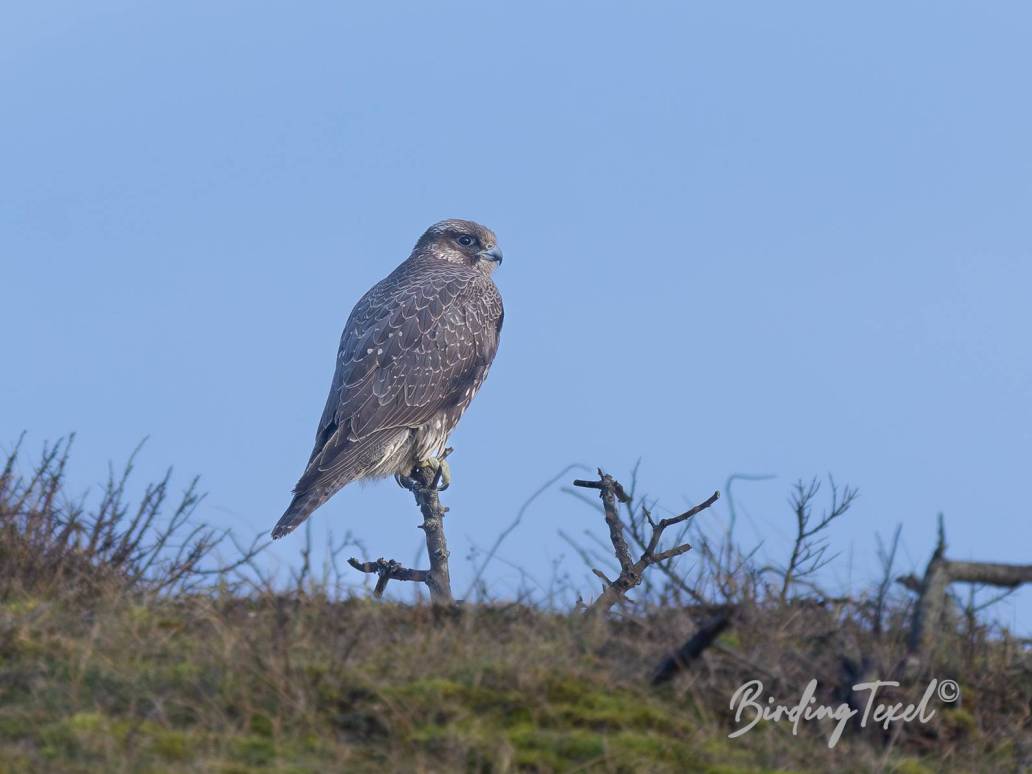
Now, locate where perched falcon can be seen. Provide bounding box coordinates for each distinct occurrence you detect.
[271,219,504,539]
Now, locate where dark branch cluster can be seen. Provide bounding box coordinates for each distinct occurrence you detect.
[775,475,858,599]
[573,469,720,614]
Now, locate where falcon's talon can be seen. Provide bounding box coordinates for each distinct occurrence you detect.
[416,456,452,491]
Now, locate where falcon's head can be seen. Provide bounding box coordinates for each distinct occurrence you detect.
[414,219,503,273]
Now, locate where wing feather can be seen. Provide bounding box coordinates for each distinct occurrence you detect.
[303,262,502,479]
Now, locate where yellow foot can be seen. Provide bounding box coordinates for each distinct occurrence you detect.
[415,456,452,491]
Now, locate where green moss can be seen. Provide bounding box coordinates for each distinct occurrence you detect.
[384,677,535,729]
[0,712,37,740]
[405,713,692,771]
[718,630,741,649]
[151,729,191,762]
[549,688,677,733]
[609,730,700,767]
[67,711,106,734]
[941,707,976,736]
[39,717,90,760]
[249,713,275,738]
[697,735,769,770]
[0,592,1018,773]
[231,734,277,766]
[508,724,606,770]
[891,759,937,774]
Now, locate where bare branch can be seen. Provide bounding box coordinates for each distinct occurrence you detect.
[347,557,428,597]
[905,513,1032,674]
[778,475,858,600]
[573,470,720,615]
[347,449,457,605]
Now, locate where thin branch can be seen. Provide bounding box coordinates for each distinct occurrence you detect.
[347,557,428,597]
[348,449,457,605]
[573,469,720,615]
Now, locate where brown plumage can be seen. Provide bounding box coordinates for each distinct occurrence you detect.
[272,219,504,539]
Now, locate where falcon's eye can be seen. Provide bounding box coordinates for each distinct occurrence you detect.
[457,235,475,247]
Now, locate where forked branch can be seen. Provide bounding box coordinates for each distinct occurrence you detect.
[573,469,720,614]
[348,450,455,605]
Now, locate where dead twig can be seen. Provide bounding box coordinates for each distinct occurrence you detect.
[348,449,455,605]
[573,469,720,615]
[347,557,428,597]
[777,475,858,600]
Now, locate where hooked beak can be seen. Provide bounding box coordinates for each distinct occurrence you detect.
[479,245,504,265]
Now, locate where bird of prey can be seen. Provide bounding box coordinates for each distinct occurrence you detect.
[271,219,504,539]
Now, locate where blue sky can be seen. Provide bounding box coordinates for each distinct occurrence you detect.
[2,2,1030,627]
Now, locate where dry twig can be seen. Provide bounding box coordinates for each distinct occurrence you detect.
[572,469,720,615]
[348,449,455,605]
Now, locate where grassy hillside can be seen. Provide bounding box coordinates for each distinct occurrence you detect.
[4,593,1023,773]
[1,439,1028,772]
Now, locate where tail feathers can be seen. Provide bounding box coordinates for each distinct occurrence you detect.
[271,489,330,539]
[273,428,412,539]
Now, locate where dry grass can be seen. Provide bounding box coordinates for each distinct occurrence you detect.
[0,439,1029,772]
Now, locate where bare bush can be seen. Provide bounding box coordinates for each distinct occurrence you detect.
[0,434,264,598]
[771,475,858,599]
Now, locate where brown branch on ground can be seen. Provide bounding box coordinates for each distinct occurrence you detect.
[650,607,735,685]
[572,469,720,615]
[903,513,1032,675]
[348,448,455,605]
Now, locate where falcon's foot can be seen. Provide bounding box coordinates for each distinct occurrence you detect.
[412,456,451,491]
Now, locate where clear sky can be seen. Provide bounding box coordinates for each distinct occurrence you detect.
[2,2,1029,628]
